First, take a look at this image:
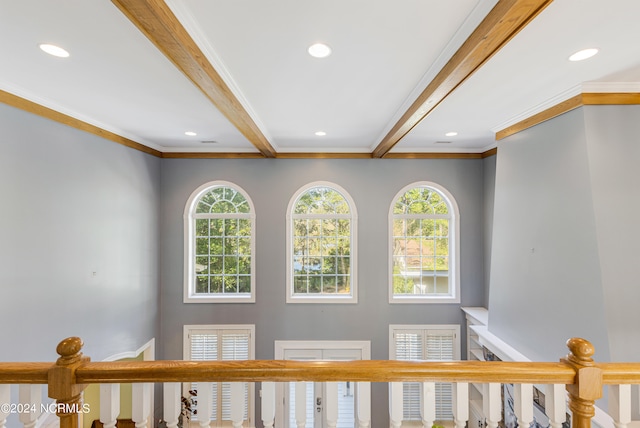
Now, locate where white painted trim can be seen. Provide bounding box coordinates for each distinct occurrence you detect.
[285,181,358,304]
[183,181,256,304]
[101,338,155,362]
[388,182,461,304]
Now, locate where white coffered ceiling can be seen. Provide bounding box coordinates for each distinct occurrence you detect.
[1,0,639,157]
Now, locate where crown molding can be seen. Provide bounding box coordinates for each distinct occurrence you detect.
[581,82,640,93]
[494,88,640,140]
[495,83,640,140]
[491,85,582,133]
[0,88,163,157]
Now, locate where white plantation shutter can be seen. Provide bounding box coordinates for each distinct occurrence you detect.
[221,332,250,421]
[186,326,253,425]
[392,326,458,422]
[426,330,456,420]
[394,331,423,420]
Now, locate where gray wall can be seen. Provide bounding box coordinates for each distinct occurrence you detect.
[488,105,640,363]
[0,104,160,361]
[483,155,496,309]
[583,105,640,363]
[159,157,488,426]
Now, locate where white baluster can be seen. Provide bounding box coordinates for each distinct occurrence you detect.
[483,383,501,428]
[452,382,469,428]
[514,384,533,428]
[261,382,275,428]
[197,383,212,428]
[389,382,403,428]
[545,384,566,428]
[356,382,371,428]
[609,385,631,428]
[230,382,245,428]
[325,382,338,428]
[100,384,120,428]
[295,382,307,428]
[163,383,181,428]
[421,382,436,428]
[132,383,151,428]
[19,384,41,428]
[0,384,10,428]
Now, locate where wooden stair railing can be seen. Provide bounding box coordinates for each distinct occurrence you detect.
[1,337,640,428]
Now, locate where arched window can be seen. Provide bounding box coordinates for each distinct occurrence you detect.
[286,182,358,303]
[389,182,459,303]
[184,181,255,303]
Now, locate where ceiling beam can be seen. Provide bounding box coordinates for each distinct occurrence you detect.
[112,0,277,158]
[372,0,553,158]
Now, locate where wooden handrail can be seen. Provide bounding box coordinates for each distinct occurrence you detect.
[0,337,639,428]
[599,363,640,384]
[76,360,576,384]
[4,360,640,385]
[0,362,51,384]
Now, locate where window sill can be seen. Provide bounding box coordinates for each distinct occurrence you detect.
[389,295,460,304]
[286,294,357,304]
[184,293,255,304]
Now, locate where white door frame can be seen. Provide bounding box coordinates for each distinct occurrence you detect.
[274,340,371,427]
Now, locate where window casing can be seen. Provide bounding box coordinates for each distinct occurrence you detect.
[389,182,460,303]
[286,182,358,303]
[184,325,255,426]
[389,325,460,422]
[184,181,255,303]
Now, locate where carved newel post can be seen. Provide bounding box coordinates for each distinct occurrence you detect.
[48,337,90,428]
[562,338,603,428]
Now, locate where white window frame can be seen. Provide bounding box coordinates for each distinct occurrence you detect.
[183,324,255,427]
[286,181,358,304]
[389,324,461,423]
[184,181,256,303]
[388,181,460,304]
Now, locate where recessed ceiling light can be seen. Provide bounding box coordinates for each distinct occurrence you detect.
[569,48,599,62]
[445,131,458,137]
[315,131,327,136]
[39,43,70,58]
[308,43,332,58]
[185,131,197,136]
